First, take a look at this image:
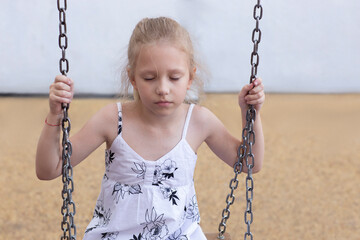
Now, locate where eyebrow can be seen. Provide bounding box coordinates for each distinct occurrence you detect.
[139,69,185,75]
[138,69,157,75]
[168,69,185,74]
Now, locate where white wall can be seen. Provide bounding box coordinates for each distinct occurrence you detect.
[1,0,359,94]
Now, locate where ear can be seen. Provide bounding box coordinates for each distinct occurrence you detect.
[187,67,196,90]
[127,66,137,90]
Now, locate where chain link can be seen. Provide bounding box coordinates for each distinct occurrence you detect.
[217,1,262,239]
[57,0,76,239]
[58,0,69,76]
[243,108,256,240]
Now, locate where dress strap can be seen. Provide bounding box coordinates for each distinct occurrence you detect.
[182,104,195,139]
[116,102,123,135]
[116,102,122,112]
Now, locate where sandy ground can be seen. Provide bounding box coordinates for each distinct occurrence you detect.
[0,94,359,240]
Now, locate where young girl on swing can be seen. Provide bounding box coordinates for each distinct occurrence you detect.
[36,17,265,240]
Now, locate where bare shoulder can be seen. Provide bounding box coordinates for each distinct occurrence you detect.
[87,102,118,146]
[190,104,232,143]
[87,102,117,127]
[187,104,220,150]
[192,104,211,120]
[97,102,118,122]
[191,104,219,128]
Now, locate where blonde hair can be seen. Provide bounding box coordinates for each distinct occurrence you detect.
[120,17,204,103]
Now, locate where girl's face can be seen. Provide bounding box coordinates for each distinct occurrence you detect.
[130,42,194,116]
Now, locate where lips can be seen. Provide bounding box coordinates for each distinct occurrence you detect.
[156,100,172,107]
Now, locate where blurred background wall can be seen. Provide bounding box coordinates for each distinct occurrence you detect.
[1,0,359,95]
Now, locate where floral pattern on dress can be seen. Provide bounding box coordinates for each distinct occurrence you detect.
[141,207,169,240]
[112,182,142,204]
[152,159,178,186]
[160,186,180,206]
[130,233,143,240]
[104,150,115,180]
[132,162,146,179]
[167,229,188,240]
[85,200,112,233]
[101,232,119,240]
[185,195,200,223]
[131,207,170,240]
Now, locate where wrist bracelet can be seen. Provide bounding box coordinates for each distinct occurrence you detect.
[45,118,61,127]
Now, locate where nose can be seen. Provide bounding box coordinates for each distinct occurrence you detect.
[155,78,170,96]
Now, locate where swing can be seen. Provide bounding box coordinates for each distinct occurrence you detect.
[56,1,263,239]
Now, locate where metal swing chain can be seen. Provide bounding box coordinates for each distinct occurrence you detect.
[217,1,262,239]
[58,0,77,239]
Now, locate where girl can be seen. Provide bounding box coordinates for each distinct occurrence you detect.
[36,17,265,240]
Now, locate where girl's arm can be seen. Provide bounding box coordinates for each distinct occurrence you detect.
[36,75,116,180]
[201,78,265,173]
[36,75,74,180]
[36,111,64,180]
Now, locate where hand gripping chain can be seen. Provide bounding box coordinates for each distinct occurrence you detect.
[217,1,262,239]
[57,0,77,239]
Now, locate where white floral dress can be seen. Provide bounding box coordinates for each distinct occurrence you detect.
[83,103,206,240]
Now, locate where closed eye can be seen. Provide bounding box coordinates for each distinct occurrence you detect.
[170,75,181,81]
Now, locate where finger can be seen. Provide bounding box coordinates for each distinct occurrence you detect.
[54,88,73,99]
[50,83,71,97]
[249,83,264,94]
[240,83,254,97]
[246,94,265,106]
[54,75,72,86]
[249,78,263,92]
[245,91,265,101]
[253,78,262,86]
[52,82,71,92]
[68,77,74,88]
[54,75,69,83]
[50,91,72,104]
[52,76,74,97]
